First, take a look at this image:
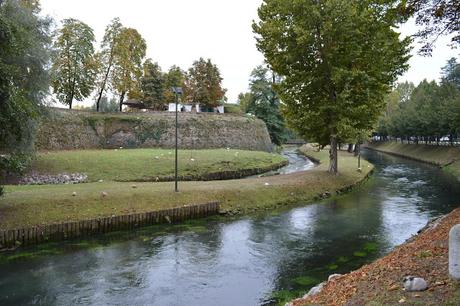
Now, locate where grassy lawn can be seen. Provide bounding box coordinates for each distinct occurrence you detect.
[29,148,287,182]
[365,141,460,181]
[0,147,372,230]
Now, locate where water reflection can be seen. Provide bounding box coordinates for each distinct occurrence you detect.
[1,149,460,306]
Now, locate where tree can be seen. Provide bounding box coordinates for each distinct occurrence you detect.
[402,0,460,55]
[187,58,226,107]
[164,65,186,104]
[244,65,288,145]
[237,92,253,113]
[253,0,411,173]
[441,57,460,89]
[111,27,146,112]
[51,18,97,109]
[91,96,119,112]
[94,17,122,112]
[141,59,165,110]
[0,0,52,195]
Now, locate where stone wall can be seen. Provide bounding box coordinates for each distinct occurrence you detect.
[35,108,273,152]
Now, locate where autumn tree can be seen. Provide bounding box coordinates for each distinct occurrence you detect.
[141,59,165,110]
[254,0,411,173]
[51,18,97,109]
[187,58,226,108]
[94,17,122,112]
[111,27,146,111]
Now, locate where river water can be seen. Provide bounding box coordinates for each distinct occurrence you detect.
[1,149,460,306]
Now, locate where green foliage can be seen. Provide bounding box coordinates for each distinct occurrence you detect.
[163,65,186,104]
[51,18,97,109]
[378,68,460,142]
[186,57,226,107]
[111,27,147,111]
[242,65,288,145]
[253,0,411,172]
[0,0,51,193]
[141,59,166,110]
[441,57,460,90]
[90,96,119,113]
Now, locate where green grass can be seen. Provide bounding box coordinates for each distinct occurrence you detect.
[29,148,287,182]
[0,147,372,230]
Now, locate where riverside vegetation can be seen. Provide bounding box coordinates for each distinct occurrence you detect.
[0,146,372,231]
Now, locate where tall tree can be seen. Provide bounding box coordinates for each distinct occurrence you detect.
[51,18,97,109]
[111,27,146,112]
[402,0,460,55]
[141,59,165,110]
[254,0,411,173]
[0,0,52,195]
[164,65,186,103]
[187,58,226,107]
[245,65,288,145]
[94,17,122,112]
[441,57,460,89]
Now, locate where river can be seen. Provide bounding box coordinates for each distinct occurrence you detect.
[1,149,460,306]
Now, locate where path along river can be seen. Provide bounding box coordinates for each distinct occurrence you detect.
[1,149,460,306]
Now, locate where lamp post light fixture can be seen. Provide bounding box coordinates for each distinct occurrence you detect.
[172,87,183,192]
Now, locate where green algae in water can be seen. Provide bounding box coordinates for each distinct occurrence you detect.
[270,289,305,306]
[337,256,350,263]
[363,242,378,253]
[293,276,319,286]
[353,251,367,257]
[327,263,339,270]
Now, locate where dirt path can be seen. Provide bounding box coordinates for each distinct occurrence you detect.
[292,208,460,306]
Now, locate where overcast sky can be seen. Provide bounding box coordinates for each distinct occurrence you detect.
[40,0,459,107]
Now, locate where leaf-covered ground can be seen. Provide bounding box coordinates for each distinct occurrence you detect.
[292,208,460,306]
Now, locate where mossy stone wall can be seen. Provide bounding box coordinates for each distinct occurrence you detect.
[35,109,273,152]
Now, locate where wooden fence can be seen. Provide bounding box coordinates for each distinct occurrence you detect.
[0,202,219,249]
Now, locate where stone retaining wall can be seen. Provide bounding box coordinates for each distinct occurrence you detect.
[35,108,273,152]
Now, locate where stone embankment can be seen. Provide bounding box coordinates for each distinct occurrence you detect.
[35,108,273,152]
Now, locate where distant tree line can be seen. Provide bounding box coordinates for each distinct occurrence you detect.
[51,18,226,112]
[376,58,460,144]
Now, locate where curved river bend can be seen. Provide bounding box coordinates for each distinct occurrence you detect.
[1,149,460,305]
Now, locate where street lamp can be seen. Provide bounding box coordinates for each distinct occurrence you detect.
[172,87,183,192]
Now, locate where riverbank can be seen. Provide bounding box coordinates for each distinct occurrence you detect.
[364,141,460,181]
[0,147,372,233]
[292,207,460,306]
[18,148,287,183]
[288,142,460,305]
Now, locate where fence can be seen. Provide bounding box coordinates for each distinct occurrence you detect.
[0,202,219,249]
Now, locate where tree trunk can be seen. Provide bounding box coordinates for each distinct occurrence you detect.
[347,143,354,153]
[96,61,113,112]
[329,135,338,174]
[119,91,125,112]
[354,143,360,157]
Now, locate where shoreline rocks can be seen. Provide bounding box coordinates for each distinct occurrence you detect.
[20,173,87,185]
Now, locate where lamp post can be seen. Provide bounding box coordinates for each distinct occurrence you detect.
[172,87,183,192]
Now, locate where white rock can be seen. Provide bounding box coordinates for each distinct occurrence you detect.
[449,224,460,280]
[98,179,104,183]
[328,273,342,281]
[264,182,270,186]
[303,282,325,298]
[72,192,77,196]
[101,191,108,197]
[402,276,428,291]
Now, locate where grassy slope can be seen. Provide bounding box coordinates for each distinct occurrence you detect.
[30,148,286,182]
[0,148,372,229]
[365,142,460,180]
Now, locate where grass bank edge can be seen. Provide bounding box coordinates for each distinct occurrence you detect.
[0,147,372,230]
